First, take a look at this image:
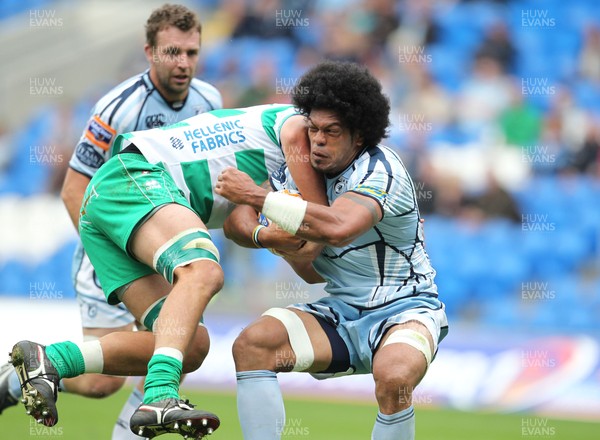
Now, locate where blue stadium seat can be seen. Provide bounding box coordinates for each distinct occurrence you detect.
[572,80,600,111]
[0,107,55,196]
[436,274,469,317]
[565,306,595,331]
[488,252,530,295]
[0,0,50,21]
[0,261,31,296]
[30,241,77,300]
[480,297,520,328]
[426,44,470,92]
[529,300,561,329]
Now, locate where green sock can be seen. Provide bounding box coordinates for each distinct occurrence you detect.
[45,342,85,379]
[143,354,182,404]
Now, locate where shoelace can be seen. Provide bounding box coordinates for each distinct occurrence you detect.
[180,399,195,408]
[20,373,59,400]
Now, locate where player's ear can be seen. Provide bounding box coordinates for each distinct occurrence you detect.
[354,132,364,149]
[144,44,154,63]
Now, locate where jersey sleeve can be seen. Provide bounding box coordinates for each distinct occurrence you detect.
[350,171,391,209]
[194,79,223,111]
[68,111,117,178]
[269,163,298,192]
[68,74,145,178]
[205,83,223,110]
[273,106,299,146]
[254,105,297,147]
[348,160,416,218]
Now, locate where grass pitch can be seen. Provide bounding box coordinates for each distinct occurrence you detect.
[2,387,597,439]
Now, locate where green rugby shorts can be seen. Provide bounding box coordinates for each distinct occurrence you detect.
[79,153,194,304]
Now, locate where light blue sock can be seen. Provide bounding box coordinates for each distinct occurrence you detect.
[8,369,21,401]
[112,387,143,440]
[237,370,284,440]
[371,406,415,440]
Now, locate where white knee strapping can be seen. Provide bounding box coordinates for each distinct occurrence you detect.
[381,329,433,366]
[262,308,314,372]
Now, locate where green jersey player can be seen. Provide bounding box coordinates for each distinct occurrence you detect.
[1,5,222,440]
[9,103,326,439]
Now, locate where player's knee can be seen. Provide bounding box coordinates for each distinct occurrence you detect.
[84,375,126,398]
[232,325,265,363]
[182,325,210,373]
[373,362,416,403]
[174,262,224,296]
[233,321,284,370]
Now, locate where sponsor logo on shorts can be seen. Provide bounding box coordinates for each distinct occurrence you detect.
[144,179,161,190]
[88,304,97,318]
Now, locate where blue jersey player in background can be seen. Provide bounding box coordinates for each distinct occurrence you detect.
[216,60,448,440]
[0,5,221,440]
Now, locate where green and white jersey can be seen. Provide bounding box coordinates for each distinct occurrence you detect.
[116,104,297,228]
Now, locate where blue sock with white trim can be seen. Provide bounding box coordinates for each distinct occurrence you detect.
[371,406,415,440]
[236,370,284,440]
[112,387,144,440]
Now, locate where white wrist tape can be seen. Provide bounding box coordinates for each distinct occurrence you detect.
[261,191,308,235]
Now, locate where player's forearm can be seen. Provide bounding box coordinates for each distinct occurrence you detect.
[258,192,359,247]
[284,257,325,284]
[223,205,260,249]
[236,189,363,247]
[287,161,327,206]
[295,206,359,247]
[265,191,383,248]
[60,168,91,230]
[225,203,308,252]
[216,168,371,247]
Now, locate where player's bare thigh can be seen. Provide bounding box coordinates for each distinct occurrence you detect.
[234,309,332,373]
[129,203,210,268]
[82,324,136,339]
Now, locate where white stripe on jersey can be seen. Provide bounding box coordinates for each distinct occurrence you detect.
[92,75,144,120]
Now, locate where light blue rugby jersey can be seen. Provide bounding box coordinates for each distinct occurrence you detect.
[69,69,222,177]
[271,144,438,309]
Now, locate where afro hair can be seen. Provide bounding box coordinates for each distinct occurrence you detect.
[292,61,390,148]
